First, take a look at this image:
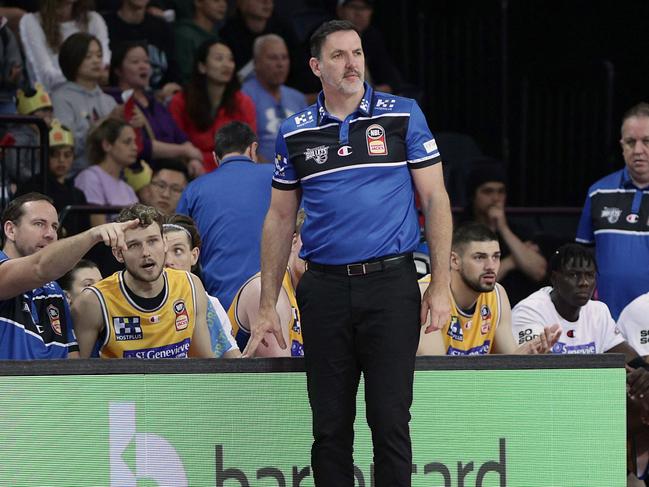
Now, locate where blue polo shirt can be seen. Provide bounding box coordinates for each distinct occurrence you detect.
[273,83,440,265]
[242,76,307,163]
[576,167,649,319]
[177,156,274,309]
[0,251,77,359]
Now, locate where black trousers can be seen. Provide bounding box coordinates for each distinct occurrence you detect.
[296,259,421,487]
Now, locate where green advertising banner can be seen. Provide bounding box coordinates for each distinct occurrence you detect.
[0,366,625,486]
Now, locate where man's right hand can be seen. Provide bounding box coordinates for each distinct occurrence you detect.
[90,219,139,251]
[243,306,287,358]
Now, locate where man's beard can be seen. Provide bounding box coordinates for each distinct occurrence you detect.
[460,271,496,294]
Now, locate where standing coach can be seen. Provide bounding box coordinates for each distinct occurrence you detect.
[244,20,452,487]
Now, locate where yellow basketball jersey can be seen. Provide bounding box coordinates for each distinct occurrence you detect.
[420,274,501,355]
[229,270,303,356]
[88,268,197,358]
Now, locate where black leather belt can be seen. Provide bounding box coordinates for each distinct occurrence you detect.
[305,253,412,277]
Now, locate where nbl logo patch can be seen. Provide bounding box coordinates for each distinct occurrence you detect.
[113,316,143,341]
[173,300,189,331]
[366,124,387,156]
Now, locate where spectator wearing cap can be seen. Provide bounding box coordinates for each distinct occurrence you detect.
[460,158,547,305]
[241,34,307,163]
[336,0,404,95]
[16,120,90,237]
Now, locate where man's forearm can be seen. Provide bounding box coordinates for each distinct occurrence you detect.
[32,229,98,284]
[421,192,452,287]
[259,212,295,310]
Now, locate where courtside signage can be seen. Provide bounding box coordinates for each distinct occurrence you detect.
[0,368,624,486]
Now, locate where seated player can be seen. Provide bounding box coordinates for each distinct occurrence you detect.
[163,214,240,358]
[229,210,306,357]
[72,203,213,358]
[511,243,649,483]
[417,223,561,355]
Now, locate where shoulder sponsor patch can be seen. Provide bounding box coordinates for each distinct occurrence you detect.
[113,316,143,341]
[366,124,388,156]
[375,98,396,110]
[294,111,314,126]
[423,139,438,154]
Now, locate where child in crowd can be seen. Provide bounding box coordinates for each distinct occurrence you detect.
[16,120,90,237]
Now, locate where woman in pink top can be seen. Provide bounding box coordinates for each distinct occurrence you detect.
[168,38,256,173]
[74,118,139,227]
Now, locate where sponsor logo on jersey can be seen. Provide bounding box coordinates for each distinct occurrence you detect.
[122,338,191,359]
[552,341,596,354]
[294,111,313,126]
[518,328,540,344]
[464,320,472,330]
[447,340,491,355]
[366,124,387,156]
[304,145,329,164]
[447,316,463,341]
[375,98,396,110]
[640,329,649,344]
[337,145,353,157]
[274,154,288,176]
[480,304,491,320]
[567,329,575,338]
[423,139,438,154]
[150,315,160,324]
[480,320,491,335]
[627,213,639,224]
[47,304,62,335]
[601,206,621,224]
[173,300,189,331]
[360,97,370,112]
[113,316,143,341]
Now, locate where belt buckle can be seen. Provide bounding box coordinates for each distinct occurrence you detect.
[347,263,366,276]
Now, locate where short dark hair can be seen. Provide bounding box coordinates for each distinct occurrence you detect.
[310,20,359,58]
[548,243,597,274]
[452,222,498,253]
[163,214,201,250]
[86,118,131,165]
[151,159,189,183]
[58,258,99,292]
[59,32,101,82]
[214,121,257,159]
[1,193,54,245]
[110,40,149,86]
[117,203,164,233]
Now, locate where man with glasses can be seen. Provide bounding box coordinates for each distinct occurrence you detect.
[142,159,189,216]
[176,121,273,309]
[577,102,649,319]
